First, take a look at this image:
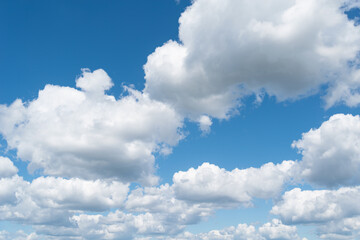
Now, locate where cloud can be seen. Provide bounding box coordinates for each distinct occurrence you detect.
[29,177,129,211]
[0,172,128,227]
[0,175,28,205]
[271,187,360,224]
[198,115,212,134]
[173,161,296,206]
[125,184,213,226]
[0,157,18,178]
[144,0,360,121]
[76,68,114,95]
[70,210,190,239]
[177,224,264,240]
[0,69,183,185]
[54,213,305,240]
[292,114,360,187]
[259,219,305,240]
[166,219,305,240]
[0,231,37,240]
[317,216,360,239]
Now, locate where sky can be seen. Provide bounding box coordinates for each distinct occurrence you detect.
[1,0,360,239]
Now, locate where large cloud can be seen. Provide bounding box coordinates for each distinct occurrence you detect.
[173,161,296,205]
[0,69,183,185]
[29,177,129,211]
[144,0,360,120]
[271,187,360,224]
[293,113,360,187]
[0,174,129,226]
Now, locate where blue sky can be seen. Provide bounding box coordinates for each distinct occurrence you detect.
[1,0,360,239]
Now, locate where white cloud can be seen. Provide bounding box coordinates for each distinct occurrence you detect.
[292,114,360,187]
[0,175,28,205]
[271,187,360,224]
[0,69,183,185]
[0,174,129,227]
[75,68,113,95]
[317,216,360,239]
[144,0,360,120]
[0,157,18,178]
[29,177,129,211]
[178,224,264,240]
[61,213,306,240]
[259,219,305,240]
[198,115,212,134]
[125,184,213,226]
[166,219,305,240]
[173,161,296,206]
[0,162,309,239]
[71,210,186,239]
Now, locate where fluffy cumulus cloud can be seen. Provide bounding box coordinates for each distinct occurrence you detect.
[125,184,212,225]
[0,69,183,185]
[317,216,360,239]
[29,177,129,211]
[271,187,360,224]
[259,219,304,240]
[293,113,360,187]
[173,161,296,205]
[0,175,129,227]
[144,0,360,120]
[0,175,28,206]
[272,186,360,239]
[0,157,18,178]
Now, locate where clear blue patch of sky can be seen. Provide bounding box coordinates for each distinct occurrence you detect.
[0,0,191,104]
[0,221,33,235]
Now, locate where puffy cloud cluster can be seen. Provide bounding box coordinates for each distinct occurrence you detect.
[59,214,305,240]
[293,114,360,187]
[0,162,129,227]
[0,155,305,239]
[0,69,183,185]
[167,219,305,240]
[4,73,360,238]
[144,0,360,120]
